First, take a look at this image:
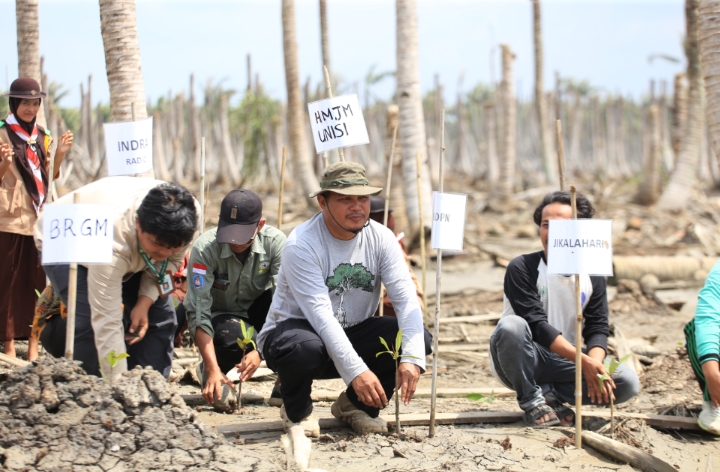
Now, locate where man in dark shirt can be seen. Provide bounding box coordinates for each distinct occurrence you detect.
[489,191,639,426]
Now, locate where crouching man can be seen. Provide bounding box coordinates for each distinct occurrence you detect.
[258,162,431,436]
[185,189,286,410]
[489,191,639,427]
[35,176,198,380]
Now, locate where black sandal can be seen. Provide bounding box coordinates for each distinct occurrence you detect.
[545,393,575,426]
[522,403,560,427]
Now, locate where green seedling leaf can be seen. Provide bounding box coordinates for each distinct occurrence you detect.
[376,350,393,358]
[35,289,42,297]
[240,320,249,340]
[597,373,611,391]
[467,390,495,403]
[379,336,390,352]
[107,350,129,368]
[395,329,403,355]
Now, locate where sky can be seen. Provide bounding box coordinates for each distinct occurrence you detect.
[0,0,686,108]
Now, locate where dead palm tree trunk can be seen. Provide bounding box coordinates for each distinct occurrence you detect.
[282,0,320,204]
[396,0,433,234]
[484,100,500,188]
[386,105,408,235]
[699,1,720,174]
[532,0,556,185]
[15,0,47,127]
[671,72,688,161]
[636,105,662,204]
[99,0,148,123]
[657,0,703,210]
[319,0,331,73]
[495,44,517,201]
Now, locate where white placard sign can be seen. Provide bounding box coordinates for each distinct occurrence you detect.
[431,192,467,251]
[307,94,369,154]
[103,117,154,176]
[41,204,114,265]
[547,219,613,276]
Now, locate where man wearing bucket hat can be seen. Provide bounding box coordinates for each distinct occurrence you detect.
[0,77,72,358]
[185,189,286,411]
[258,162,431,436]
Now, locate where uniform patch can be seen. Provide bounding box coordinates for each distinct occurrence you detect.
[258,261,270,274]
[192,274,205,288]
[192,263,207,275]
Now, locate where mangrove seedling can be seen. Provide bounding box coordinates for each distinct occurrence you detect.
[377,329,420,433]
[236,319,256,410]
[597,353,632,437]
[101,350,129,386]
[467,391,496,404]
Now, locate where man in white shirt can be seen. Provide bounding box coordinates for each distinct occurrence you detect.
[258,162,430,436]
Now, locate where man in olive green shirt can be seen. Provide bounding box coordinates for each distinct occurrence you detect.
[185,189,285,407]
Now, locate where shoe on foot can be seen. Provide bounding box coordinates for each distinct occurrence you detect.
[280,405,320,437]
[268,383,283,407]
[699,401,720,435]
[331,391,388,434]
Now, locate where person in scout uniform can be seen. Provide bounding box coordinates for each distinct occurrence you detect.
[257,162,431,437]
[34,177,198,380]
[0,77,73,358]
[185,189,286,409]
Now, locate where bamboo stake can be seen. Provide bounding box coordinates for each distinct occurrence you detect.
[278,146,287,231]
[556,119,566,191]
[48,145,56,203]
[199,137,206,233]
[323,65,344,162]
[416,150,426,319]
[429,109,445,438]
[131,102,135,122]
[379,126,398,317]
[65,193,80,359]
[571,185,582,448]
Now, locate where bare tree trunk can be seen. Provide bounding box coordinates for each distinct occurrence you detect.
[188,74,201,180]
[657,0,703,210]
[172,94,186,182]
[699,0,720,172]
[99,0,148,122]
[15,0,47,127]
[396,0,433,233]
[532,0,556,185]
[495,45,516,201]
[386,105,408,235]
[636,105,661,204]
[219,93,240,186]
[484,101,500,189]
[152,112,172,181]
[569,93,583,173]
[671,72,688,160]
[282,0,320,204]
[319,0,331,73]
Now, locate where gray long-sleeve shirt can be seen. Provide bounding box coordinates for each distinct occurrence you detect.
[257,213,426,384]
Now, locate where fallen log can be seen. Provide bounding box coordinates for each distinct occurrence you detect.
[440,313,501,324]
[182,387,515,406]
[0,352,31,368]
[612,256,716,283]
[215,410,700,436]
[581,430,676,472]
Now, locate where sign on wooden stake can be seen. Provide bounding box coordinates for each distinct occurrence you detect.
[547,219,614,276]
[430,192,468,251]
[307,94,369,154]
[104,117,154,176]
[41,204,114,265]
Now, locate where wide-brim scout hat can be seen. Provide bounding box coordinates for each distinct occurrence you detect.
[309,161,383,198]
[216,189,263,245]
[4,77,47,99]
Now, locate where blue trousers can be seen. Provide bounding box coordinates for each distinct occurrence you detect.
[490,316,640,412]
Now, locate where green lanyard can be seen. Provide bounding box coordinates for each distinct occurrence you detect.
[138,244,168,284]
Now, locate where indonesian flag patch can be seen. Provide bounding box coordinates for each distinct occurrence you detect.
[192,263,207,275]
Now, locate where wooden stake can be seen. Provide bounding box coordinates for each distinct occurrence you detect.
[416,150,426,320]
[65,193,80,359]
[131,102,135,122]
[323,65,344,162]
[429,109,445,438]
[199,137,206,234]
[556,119,566,191]
[48,144,56,203]
[379,126,398,318]
[278,146,287,231]
[571,185,582,448]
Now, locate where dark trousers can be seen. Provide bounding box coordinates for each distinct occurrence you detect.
[263,316,433,423]
[212,289,273,374]
[42,263,177,379]
[685,319,712,402]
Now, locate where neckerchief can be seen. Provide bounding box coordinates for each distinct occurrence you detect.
[138,243,168,284]
[6,113,45,213]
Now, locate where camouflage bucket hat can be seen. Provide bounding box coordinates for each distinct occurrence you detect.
[309,161,383,198]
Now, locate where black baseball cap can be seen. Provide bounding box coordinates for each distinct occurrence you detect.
[369,195,392,214]
[216,189,262,245]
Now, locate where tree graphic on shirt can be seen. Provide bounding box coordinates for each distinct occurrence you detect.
[325,263,375,327]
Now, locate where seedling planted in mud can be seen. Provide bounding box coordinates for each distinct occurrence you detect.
[597,353,632,438]
[236,319,256,410]
[377,329,420,434]
[101,350,129,386]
